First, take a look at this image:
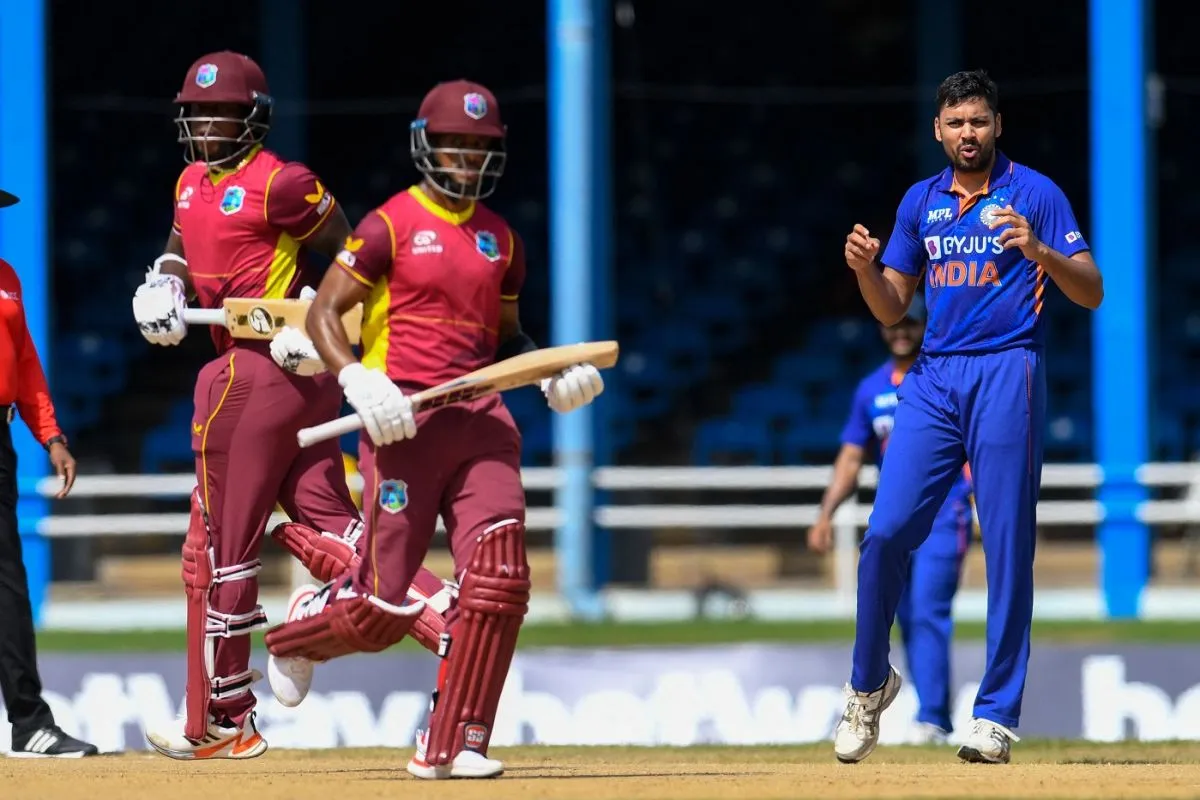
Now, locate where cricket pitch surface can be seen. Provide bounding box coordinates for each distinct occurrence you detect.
[5,742,1199,800]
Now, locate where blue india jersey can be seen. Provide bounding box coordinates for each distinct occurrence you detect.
[879,152,1090,355]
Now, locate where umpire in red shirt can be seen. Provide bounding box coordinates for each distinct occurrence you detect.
[0,188,96,757]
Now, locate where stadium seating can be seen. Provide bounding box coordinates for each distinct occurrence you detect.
[47,8,1196,475]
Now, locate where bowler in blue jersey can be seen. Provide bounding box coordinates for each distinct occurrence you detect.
[809,297,972,746]
[832,70,1103,765]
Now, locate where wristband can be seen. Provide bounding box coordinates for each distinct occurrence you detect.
[495,331,538,362]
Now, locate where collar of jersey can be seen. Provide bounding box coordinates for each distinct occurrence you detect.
[205,145,264,186]
[935,150,1013,195]
[409,185,475,226]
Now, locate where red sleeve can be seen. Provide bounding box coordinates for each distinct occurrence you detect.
[5,268,61,444]
[171,170,185,235]
[334,210,395,287]
[500,229,526,301]
[265,162,338,242]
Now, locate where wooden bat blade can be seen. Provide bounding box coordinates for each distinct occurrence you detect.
[183,298,363,344]
[412,340,618,410]
[295,340,620,448]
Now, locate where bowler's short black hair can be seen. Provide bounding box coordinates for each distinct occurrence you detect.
[936,70,999,114]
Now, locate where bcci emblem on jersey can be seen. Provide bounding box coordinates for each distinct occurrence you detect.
[378,479,408,514]
[196,63,219,88]
[220,186,246,216]
[979,202,1004,226]
[476,231,501,262]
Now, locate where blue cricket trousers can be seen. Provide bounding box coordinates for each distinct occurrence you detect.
[895,499,970,733]
[852,347,1045,728]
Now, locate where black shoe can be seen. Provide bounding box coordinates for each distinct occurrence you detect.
[8,726,99,758]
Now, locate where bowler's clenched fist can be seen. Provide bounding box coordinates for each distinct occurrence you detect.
[845,224,881,273]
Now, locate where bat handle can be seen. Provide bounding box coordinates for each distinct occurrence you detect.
[297,413,363,448]
[182,309,226,325]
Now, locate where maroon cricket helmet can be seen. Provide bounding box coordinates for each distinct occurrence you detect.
[410,79,507,200]
[173,51,273,168]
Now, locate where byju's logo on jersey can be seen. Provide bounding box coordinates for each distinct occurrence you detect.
[924,236,942,260]
[195,63,218,88]
[926,208,953,224]
[476,231,501,262]
[378,479,408,514]
[463,92,488,120]
[220,186,246,216]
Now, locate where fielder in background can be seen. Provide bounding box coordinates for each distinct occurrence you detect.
[261,79,604,780]
[0,189,97,758]
[834,69,1103,765]
[808,295,972,745]
[133,52,452,761]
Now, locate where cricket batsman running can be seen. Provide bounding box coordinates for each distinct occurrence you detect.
[260,79,604,780]
[833,70,1103,764]
[809,296,972,744]
[131,51,452,760]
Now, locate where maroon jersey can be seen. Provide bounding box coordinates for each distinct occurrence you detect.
[173,146,340,353]
[334,185,526,387]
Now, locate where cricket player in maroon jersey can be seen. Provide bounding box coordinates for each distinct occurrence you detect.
[131,51,453,760]
[260,79,604,779]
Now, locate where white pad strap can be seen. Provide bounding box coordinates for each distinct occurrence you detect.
[203,557,267,688]
[210,667,261,701]
[207,607,269,639]
[211,558,262,584]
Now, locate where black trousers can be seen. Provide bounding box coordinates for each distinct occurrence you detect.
[0,419,54,738]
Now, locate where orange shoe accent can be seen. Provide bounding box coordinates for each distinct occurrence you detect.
[194,732,242,759]
[231,732,264,757]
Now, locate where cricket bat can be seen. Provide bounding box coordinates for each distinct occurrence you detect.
[182,298,364,344]
[296,340,620,448]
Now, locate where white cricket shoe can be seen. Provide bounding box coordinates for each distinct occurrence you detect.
[833,665,902,763]
[146,710,267,760]
[909,721,950,745]
[267,583,320,707]
[957,717,1020,763]
[406,728,504,779]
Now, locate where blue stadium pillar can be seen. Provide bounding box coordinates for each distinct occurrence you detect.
[0,0,51,624]
[261,0,305,161]
[1091,0,1150,618]
[550,0,605,619]
[589,0,614,589]
[916,0,962,177]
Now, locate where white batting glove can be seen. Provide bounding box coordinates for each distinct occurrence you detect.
[270,325,326,376]
[541,363,604,414]
[338,363,417,446]
[132,261,189,346]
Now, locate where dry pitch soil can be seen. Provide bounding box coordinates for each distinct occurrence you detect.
[4,742,1199,800]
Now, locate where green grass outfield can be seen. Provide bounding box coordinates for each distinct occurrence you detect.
[34,618,1200,652]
